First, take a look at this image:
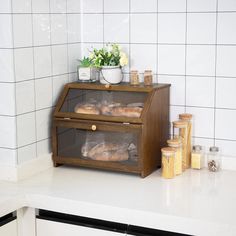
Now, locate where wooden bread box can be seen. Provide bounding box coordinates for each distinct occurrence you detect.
[52,82,170,177]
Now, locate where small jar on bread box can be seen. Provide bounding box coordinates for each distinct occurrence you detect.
[167,138,182,175]
[207,146,221,172]
[191,145,204,170]
[130,70,139,85]
[144,70,153,86]
[161,147,176,179]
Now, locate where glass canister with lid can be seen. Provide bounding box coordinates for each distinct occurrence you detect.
[179,113,193,169]
[191,145,204,170]
[161,147,176,179]
[167,138,182,175]
[173,120,188,171]
[207,146,221,172]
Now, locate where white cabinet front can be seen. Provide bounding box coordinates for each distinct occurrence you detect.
[36,219,125,236]
[0,220,17,236]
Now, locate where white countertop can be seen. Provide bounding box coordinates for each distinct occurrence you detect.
[0,166,236,236]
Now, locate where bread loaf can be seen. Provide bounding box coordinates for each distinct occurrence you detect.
[111,106,142,117]
[88,143,120,157]
[89,150,129,161]
[74,103,100,115]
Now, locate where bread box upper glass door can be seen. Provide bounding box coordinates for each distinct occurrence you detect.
[53,82,151,123]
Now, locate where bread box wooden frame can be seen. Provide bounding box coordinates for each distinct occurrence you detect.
[52,82,170,177]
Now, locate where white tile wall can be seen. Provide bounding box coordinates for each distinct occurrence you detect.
[1,0,236,168]
[104,0,129,13]
[131,0,157,13]
[216,78,236,109]
[0,0,77,166]
[79,0,236,159]
[0,0,11,13]
[13,14,33,47]
[14,48,34,82]
[187,0,217,12]
[16,80,35,114]
[35,77,53,110]
[104,14,129,43]
[130,14,157,43]
[0,49,14,82]
[0,83,15,116]
[17,112,36,147]
[32,14,51,46]
[0,15,13,48]
[187,13,216,44]
[158,13,186,44]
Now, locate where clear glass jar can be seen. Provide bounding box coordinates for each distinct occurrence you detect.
[179,113,193,169]
[161,147,176,179]
[191,145,204,170]
[173,120,188,171]
[130,70,139,85]
[144,70,153,86]
[207,146,221,172]
[167,138,182,175]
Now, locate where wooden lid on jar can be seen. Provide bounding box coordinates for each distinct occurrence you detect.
[167,138,182,147]
[161,147,176,156]
[179,113,193,121]
[173,120,188,128]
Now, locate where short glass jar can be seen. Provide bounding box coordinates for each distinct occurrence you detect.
[207,146,221,172]
[130,70,140,85]
[191,145,204,170]
[167,138,182,175]
[161,147,176,179]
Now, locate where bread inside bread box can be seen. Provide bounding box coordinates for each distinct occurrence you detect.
[52,82,170,177]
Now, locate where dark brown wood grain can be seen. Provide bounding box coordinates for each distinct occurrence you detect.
[52,82,170,177]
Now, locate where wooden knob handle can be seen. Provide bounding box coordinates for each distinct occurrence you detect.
[91,125,97,131]
[105,84,111,89]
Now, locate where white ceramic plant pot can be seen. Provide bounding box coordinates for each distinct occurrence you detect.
[100,66,122,84]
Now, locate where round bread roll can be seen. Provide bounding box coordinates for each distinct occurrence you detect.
[74,103,100,115]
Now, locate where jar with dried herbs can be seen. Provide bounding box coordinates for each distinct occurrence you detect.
[207,146,221,172]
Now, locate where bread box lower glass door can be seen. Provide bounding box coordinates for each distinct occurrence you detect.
[53,121,141,173]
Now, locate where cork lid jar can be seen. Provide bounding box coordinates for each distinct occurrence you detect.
[179,113,193,121]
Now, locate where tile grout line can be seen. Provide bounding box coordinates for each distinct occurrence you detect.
[10,0,18,165]
[184,0,188,112]
[30,0,38,159]
[213,0,219,146]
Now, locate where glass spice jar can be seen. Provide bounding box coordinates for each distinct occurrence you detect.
[207,146,221,172]
[191,145,204,170]
[130,70,139,85]
[161,147,176,179]
[179,113,193,169]
[167,138,182,175]
[144,70,153,86]
[173,120,188,171]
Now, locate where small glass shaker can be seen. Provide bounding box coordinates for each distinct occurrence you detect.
[207,146,221,172]
[191,145,204,170]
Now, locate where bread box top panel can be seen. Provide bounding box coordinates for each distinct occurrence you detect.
[54,82,170,123]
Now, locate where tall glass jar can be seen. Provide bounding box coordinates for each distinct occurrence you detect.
[173,120,188,171]
[179,113,193,169]
[191,145,204,170]
[207,146,221,172]
[167,138,182,175]
[161,147,176,179]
